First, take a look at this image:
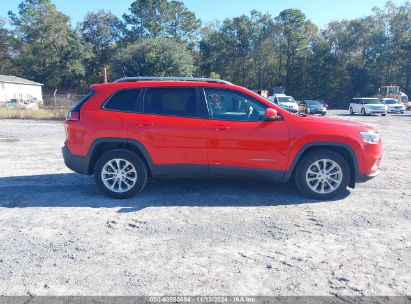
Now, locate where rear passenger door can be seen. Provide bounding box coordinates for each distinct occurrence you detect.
[126,87,209,176]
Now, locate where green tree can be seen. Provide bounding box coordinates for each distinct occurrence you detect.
[0,18,12,74]
[79,10,123,83]
[165,1,201,43]
[123,0,200,43]
[113,38,195,77]
[123,0,169,39]
[275,9,318,95]
[199,11,277,89]
[9,0,87,88]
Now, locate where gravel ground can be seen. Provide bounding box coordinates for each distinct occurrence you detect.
[0,110,410,296]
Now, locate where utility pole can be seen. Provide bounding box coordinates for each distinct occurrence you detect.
[103,67,108,83]
[53,89,57,108]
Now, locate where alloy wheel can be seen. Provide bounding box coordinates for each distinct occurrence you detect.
[305,159,343,194]
[101,158,138,193]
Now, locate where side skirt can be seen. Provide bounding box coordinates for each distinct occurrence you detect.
[151,164,286,182]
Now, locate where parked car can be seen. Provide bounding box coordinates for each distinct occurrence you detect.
[267,94,299,113]
[298,100,327,115]
[381,98,405,114]
[63,77,382,200]
[349,98,387,116]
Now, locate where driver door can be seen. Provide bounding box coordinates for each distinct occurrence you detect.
[203,88,290,172]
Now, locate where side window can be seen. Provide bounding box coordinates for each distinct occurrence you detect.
[204,88,268,121]
[104,89,141,112]
[144,87,198,118]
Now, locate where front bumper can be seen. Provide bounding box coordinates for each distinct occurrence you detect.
[284,108,298,113]
[387,109,404,113]
[369,110,386,114]
[308,109,326,115]
[356,170,379,183]
[62,145,90,175]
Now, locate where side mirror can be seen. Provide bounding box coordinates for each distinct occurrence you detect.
[264,108,280,121]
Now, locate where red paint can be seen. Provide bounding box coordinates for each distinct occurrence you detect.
[65,81,382,176]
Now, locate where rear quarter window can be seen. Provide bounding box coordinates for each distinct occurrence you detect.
[103,89,141,112]
[71,90,96,111]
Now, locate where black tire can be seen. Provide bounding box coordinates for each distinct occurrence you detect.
[94,150,148,199]
[361,108,367,116]
[294,150,350,200]
[381,113,387,116]
[349,107,354,115]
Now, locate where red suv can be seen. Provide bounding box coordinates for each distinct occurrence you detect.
[63,77,382,199]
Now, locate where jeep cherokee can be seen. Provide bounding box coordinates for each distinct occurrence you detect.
[63,77,382,199]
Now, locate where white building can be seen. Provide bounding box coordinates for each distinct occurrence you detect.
[0,75,43,104]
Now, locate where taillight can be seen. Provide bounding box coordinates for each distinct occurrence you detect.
[66,110,80,121]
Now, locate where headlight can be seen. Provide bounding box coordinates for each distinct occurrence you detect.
[359,131,380,144]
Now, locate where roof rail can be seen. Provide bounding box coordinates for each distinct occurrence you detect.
[113,76,232,85]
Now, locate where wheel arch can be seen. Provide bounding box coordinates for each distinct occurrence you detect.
[86,138,154,176]
[283,142,359,188]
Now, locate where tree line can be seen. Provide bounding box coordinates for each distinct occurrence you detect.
[0,0,410,106]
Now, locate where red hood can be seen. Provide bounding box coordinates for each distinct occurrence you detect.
[294,115,377,132]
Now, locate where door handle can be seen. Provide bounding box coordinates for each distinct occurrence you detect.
[213,125,231,131]
[134,121,155,127]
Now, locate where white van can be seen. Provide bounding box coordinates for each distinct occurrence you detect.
[349,98,387,116]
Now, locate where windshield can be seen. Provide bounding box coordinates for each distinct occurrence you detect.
[278,97,296,103]
[383,99,400,104]
[363,99,383,104]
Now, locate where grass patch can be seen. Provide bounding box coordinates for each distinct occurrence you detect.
[0,107,68,120]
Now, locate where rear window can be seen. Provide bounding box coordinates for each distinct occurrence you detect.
[104,89,141,112]
[144,87,197,117]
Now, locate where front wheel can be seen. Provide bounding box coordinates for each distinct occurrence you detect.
[361,108,367,116]
[295,150,350,199]
[94,150,148,199]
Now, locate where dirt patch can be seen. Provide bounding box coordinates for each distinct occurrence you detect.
[0,112,410,296]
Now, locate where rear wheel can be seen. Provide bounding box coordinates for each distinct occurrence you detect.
[94,150,148,199]
[295,150,350,199]
[381,113,387,116]
[349,107,354,115]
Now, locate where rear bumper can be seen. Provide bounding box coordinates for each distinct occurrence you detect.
[62,145,90,175]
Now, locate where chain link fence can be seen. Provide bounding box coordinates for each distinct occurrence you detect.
[0,93,87,120]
